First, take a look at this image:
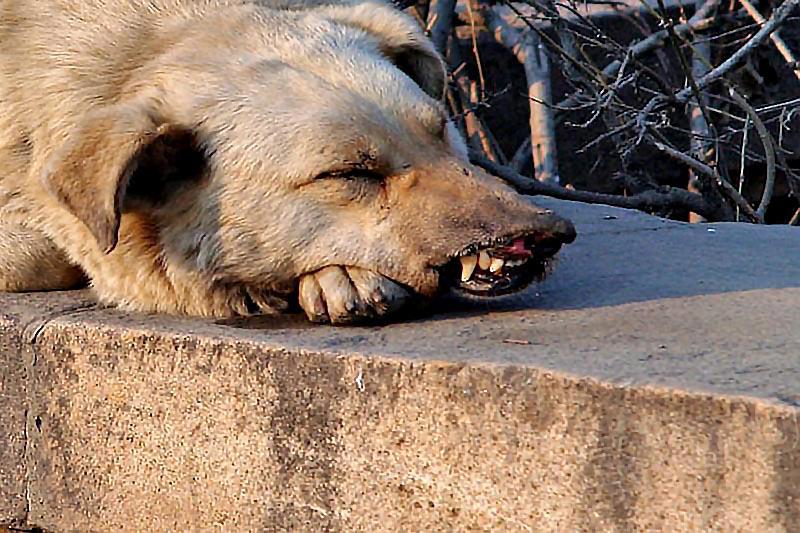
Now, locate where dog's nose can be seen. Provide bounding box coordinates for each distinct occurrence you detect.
[532,210,577,244]
[551,217,577,244]
[530,214,576,258]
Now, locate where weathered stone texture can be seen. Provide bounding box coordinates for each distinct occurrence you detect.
[18,319,800,531]
[0,317,26,527]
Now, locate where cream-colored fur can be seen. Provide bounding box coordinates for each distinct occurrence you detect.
[0,0,573,323]
[0,222,84,291]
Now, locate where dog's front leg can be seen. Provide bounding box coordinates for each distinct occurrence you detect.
[298,266,411,325]
[0,222,85,292]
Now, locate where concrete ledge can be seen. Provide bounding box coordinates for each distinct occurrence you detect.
[0,318,26,527]
[1,199,799,531]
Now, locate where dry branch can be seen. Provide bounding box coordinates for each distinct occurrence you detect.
[427,0,458,54]
[485,6,559,183]
[728,87,776,220]
[687,0,717,222]
[426,0,800,224]
[601,0,720,81]
[471,153,722,220]
[674,0,800,104]
[791,207,800,226]
[738,0,800,81]
[630,0,800,144]
[506,0,729,171]
[652,141,761,222]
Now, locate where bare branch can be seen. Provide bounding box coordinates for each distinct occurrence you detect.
[728,87,776,221]
[486,6,559,183]
[790,207,800,226]
[439,0,800,224]
[674,0,800,105]
[737,115,751,222]
[426,0,457,55]
[471,153,722,220]
[687,0,719,222]
[457,77,502,161]
[652,141,761,222]
[739,0,800,81]
[601,0,720,81]
[507,0,731,171]
[509,136,533,173]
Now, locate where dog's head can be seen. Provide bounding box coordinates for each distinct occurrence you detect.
[41,1,575,308]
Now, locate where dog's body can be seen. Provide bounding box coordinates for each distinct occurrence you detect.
[0,0,575,323]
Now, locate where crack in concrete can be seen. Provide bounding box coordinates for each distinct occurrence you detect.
[22,303,98,347]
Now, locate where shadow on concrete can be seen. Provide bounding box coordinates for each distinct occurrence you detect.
[219,217,800,330]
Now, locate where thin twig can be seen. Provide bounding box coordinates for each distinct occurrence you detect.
[728,87,776,220]
[774,107,800,199]
[737,115,751,222]
[464,0,487,95]
[790,207,800,226]
[652,141,761,222]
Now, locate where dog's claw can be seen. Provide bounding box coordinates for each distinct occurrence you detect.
[298,266,410,325]
[348,267,408,317]
[298,274,329,323]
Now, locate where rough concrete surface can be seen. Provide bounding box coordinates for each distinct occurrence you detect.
[1,198,799,532]
[1,292,96,529]
[0,317,26,527]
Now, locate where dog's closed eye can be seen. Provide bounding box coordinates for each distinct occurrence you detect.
[314,168,386,182]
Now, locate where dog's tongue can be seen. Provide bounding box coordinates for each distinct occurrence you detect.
[498,238,532,257]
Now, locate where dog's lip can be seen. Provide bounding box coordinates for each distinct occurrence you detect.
[452,212,575,256]
[436,228,572,297]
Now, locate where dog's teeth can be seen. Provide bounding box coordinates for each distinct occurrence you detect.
[489,257,504,273]
[460,255,478,282]
[478,251,491,270]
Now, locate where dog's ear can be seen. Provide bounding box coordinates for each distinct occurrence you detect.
[42,102,200,254]
[324,4,447,100]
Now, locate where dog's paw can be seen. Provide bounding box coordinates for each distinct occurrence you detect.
[298,266,411,325]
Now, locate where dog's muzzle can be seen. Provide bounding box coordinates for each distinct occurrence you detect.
[439,220,576,296]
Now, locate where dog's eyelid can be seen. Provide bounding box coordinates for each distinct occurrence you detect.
[315,168,385,181]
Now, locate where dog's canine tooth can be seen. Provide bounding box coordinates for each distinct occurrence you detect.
[489,257,504,273]
[478,251,491,270]
[460,255,478,282]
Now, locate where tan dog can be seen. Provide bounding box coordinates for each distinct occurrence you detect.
[0,0,575,324]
